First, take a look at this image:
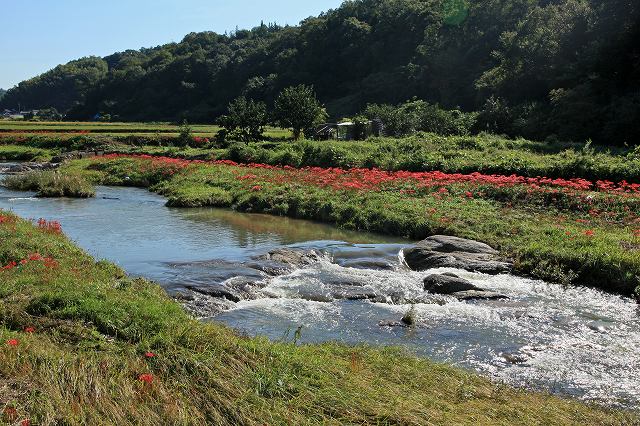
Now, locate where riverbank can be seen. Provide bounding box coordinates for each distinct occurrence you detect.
[0,211,636,425]
[1,131,639,182]
[39,154,639,297]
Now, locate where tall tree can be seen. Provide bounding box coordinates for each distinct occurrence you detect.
[274,85,326,140]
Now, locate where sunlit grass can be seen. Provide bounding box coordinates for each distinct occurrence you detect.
[0,212,635,425]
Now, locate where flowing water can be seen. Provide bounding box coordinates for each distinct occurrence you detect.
[0,173,639,409]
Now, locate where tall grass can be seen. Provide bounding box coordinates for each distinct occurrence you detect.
[3,170,95,198]
[0,211,634,425]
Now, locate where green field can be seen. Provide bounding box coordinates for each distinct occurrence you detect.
[0,120,292,138]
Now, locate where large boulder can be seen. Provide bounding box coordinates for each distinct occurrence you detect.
[414,235,498,255]
[403,235,511,274]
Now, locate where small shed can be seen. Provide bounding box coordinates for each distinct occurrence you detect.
[314,119,383,141]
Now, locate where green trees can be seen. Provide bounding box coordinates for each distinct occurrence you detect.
[220,97,268,142]
[1,0,638,145]
[274,85,327,140]
[364,100,476,137]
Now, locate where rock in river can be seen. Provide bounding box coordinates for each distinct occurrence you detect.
[423,273,508,301]
[403,235,512,274]
[423,274,481,294]
[251,248,324,275]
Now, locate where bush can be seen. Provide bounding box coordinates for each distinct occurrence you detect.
[364,99,476,137]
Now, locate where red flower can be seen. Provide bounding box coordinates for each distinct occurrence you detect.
[251,185,262,192]
[6,339,19,346]
[633,229,640,238]
[584,230,595,237]
[144,352,156,358]
[28,253,42,261]
[24,327,35,333]
[3,407,17,420]
[138,373,154,384]
[21,419,30,426]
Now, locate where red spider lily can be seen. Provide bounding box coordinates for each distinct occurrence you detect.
[3,407,17,421]
[138,373,154,384]
[6,339,19,346]
[0,215,16,225]
[21,419,30,426]
[1,261,17,271]
[43,257,59,269]
[251,185,262,192]
[24,327,35,333]
[144,352,156,358]
[37,219,62,234]
[28,253,43,261]
[584,230,595,237]
[633,229,640,238]
[93,154,640,195]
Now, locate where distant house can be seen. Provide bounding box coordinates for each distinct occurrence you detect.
[2,109,22,119]
[314,119,384,141]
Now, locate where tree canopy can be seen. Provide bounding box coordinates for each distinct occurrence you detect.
[1,0,638,144]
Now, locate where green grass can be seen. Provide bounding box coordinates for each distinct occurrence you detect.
[0,212,636,425]
[0,120,291,139]
[3,170,95,198]
[0,144,54,161]
[2,121,639,183]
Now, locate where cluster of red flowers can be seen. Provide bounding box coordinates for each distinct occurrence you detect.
[138,373,154,384]
[37,218,62,234]
[1,252,58,272]
[192,136,210,146]
[2,406,30,425]
[0,214,16,225]
[94,154,640,195]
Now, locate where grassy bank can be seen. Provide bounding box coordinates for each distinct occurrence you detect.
[1,130,639,182]
[1,213,634,425]
[54,155,640,297]
[3,170,95,198]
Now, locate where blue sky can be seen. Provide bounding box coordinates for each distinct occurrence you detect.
[0,0,343,89]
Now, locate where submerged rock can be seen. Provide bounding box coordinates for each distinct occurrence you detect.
[256,248,323,267]
[403,235,512,274]
[251,248,324,276]
[339,259,396,271]
[452,290,509,301]
[186,276,264,303]
[423,274,508,301]
[423,274,481,294]
[378,320,411,328]
[175,291,236,318]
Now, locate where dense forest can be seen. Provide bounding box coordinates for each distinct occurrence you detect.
[1,0,639,145]
[0,89,6,102]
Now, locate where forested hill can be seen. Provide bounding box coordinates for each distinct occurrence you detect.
[1,0,639,144]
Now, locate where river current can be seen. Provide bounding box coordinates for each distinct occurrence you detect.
[1,169,638,409]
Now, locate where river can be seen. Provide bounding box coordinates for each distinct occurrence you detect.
[1,169,638,409]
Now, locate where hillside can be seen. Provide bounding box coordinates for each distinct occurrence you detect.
[1,0,639,144]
